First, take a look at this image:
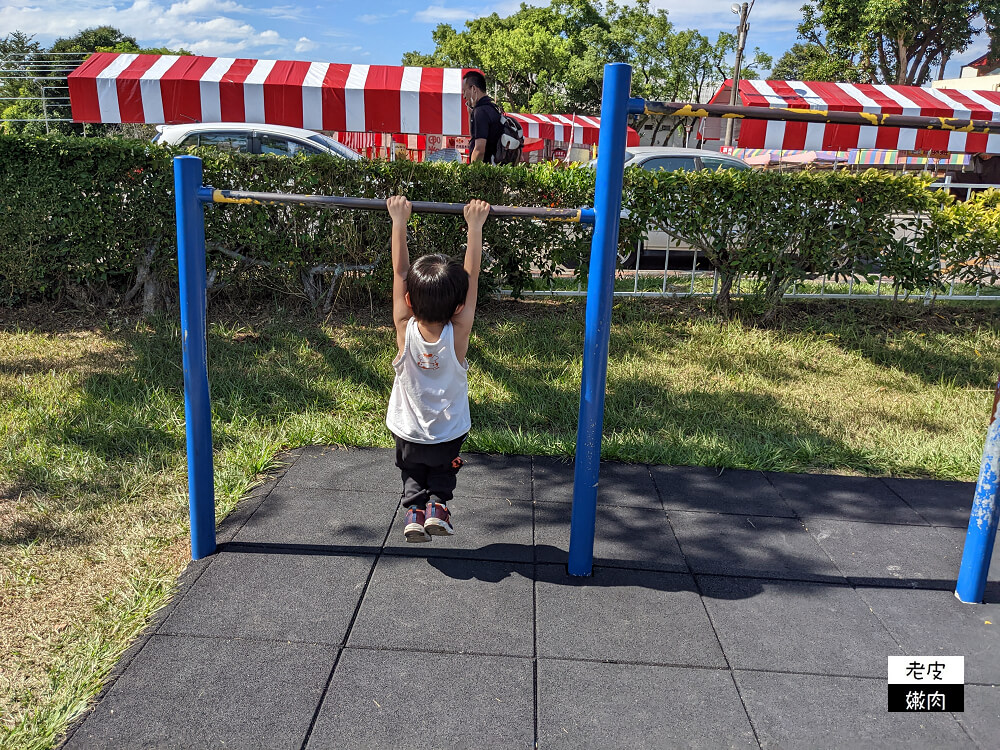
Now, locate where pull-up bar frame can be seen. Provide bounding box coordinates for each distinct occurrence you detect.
[174,157,600,562]
[174,63,996,601]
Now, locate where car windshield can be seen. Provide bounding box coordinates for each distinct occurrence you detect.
[701,156,750,171]
[307,133,362,160]
[587,152,636,169]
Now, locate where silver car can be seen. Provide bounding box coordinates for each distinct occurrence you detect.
[596,147,750,269]
[152,122,362,160]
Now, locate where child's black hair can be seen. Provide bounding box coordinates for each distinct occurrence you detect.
[406,254,469,324]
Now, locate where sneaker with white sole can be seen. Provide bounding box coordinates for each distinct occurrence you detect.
[423,502,454,536]
[404,507,431,543]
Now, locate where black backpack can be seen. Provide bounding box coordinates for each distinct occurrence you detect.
[489,102,524,165]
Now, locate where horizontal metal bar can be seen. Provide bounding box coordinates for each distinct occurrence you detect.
[931,182,1000,189]
[642,100,1000,135]
[207,188,594,223]
[782,293,999,301]
[503,288,999,301]
[501,289,715,298]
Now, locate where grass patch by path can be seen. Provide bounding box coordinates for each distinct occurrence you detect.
[1,296,998,748]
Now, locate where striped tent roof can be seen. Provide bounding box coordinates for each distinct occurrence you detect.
[507,112,639,146]
[68,53,472,136]
[67,53,638,147]
[709,79,1000,155]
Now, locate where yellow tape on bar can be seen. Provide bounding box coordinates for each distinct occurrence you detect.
[212,189,260,205]
[544,209,581,223]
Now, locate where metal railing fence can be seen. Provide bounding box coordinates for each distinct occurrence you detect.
[508,182,1000,303]
[0,53,86,132]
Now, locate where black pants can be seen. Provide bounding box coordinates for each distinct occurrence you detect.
[394,433,466,509]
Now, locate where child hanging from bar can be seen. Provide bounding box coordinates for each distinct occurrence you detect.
[385,195,490,542]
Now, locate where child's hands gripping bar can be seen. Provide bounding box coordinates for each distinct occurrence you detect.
[464,199,490,231]
[387,195,412,224]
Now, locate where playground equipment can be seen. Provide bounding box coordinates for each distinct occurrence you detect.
[643,99,1000,135]
[174,62,997,599]
[172,155,597,565]
[208,189,593,222]
[955,380,1000,603]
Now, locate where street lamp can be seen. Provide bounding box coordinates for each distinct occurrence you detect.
[724,1,751,149]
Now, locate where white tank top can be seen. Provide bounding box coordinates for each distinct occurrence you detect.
[386,318,471,444]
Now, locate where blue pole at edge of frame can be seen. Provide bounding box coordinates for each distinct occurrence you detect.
[174,155,216,561]
[955,381,1000,603]
[567,63,633,577]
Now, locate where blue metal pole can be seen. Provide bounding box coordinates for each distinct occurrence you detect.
[174,155,216,561]
[567,63,634,576]
[955,380,1000,603]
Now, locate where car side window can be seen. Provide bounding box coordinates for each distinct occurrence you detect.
[179,134,200,148]
[293,141,322,156]
[197,132,251,153]
[641,157,697,172]
[259,134,322,156]
[701,157,750,171]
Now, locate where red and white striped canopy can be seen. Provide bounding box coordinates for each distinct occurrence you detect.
[68,53,472,136]
[507,113,639,146]
[68,53,639,146]
[709,79,1000,155]
[334,132,392,151]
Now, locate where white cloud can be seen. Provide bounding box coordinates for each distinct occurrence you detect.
[413,5,477,24]
[357,9,408,25]
[258,4,306,21]
[639,0,803,40]
[294,36,316,52]
[0,0,323,58]
[961,35,991,61]
[651,0,803,27]
[167,0,245,15]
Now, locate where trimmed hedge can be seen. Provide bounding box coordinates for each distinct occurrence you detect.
[0,136,606,312]
[623,168,962,319]
[1,135,998,317]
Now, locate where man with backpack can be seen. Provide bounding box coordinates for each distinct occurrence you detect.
[462,70,522,165]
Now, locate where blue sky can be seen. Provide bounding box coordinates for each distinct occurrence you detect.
[1,0,990,78]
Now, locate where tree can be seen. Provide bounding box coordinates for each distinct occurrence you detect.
[799,1,1000,85]
[403,0,596,113]
[402,0,769,145]
[1,32,48,135]
[626,26,770,146]
[771,42,865,81]
[50,26,138,54]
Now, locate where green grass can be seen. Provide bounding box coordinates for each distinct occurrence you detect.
[1,296,999,747]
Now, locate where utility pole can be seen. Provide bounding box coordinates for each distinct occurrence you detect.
[724,1,750,149]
